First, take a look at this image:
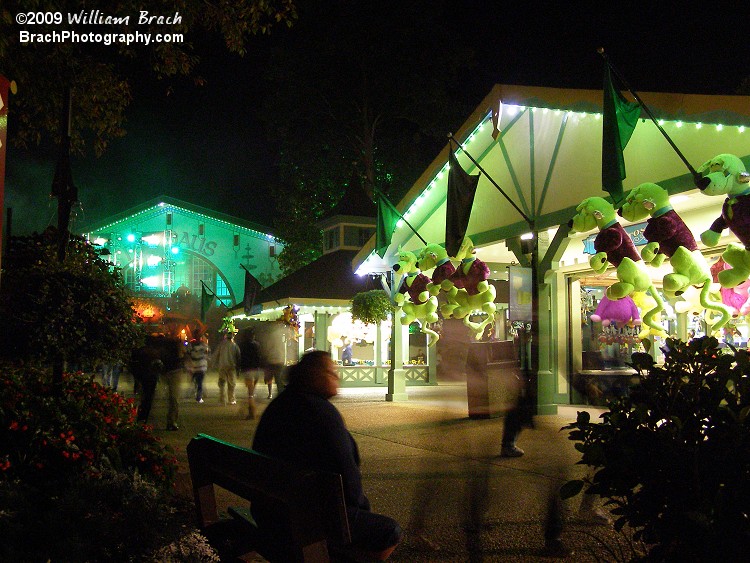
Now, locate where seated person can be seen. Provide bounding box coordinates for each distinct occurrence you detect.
[341,341,353,365]
[252,351,401,560]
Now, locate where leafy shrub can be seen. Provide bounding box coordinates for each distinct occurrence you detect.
[0,364,177,489]
[0,227,143,368]
[563,337,750,562]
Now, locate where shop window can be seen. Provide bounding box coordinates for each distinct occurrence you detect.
[324,228,340,252]
[359,227,375,246]
[190,256,213,297]
[215,275,232,307]
[341,226,375,247]
[579,287,641,371]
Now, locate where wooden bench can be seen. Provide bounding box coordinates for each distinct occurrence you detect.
[187,433,352,562]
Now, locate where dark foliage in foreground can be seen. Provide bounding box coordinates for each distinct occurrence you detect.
[563,337,750,562]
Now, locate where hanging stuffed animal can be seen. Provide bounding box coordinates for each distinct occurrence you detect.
[392,248,440,345]
[710,257,750,316]
[569,197,665,337]
[696,154,750,288]
[590,294,641,328]
[631,290,666,339]
[620,182,730,333]
[416,243,457,293]
[444,237,497,339]
[416,243,459,318]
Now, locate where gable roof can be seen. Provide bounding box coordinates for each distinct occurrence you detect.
[79,195,277,239]
[255,249,379,304]
[353,84,750,273]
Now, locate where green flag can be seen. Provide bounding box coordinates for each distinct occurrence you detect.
[375,191,400,258]
[200,282,215,322]
[602,65,640,204]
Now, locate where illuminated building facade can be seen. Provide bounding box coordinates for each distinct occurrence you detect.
[80,196,283,307]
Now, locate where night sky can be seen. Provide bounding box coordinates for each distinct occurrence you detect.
[4,2,748,236]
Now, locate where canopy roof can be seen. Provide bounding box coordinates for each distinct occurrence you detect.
[231,249,383,320]
[354,84,750,273]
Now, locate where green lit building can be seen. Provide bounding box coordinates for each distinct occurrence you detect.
[80,196,283,309]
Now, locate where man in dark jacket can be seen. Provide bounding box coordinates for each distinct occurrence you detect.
[252,351,401,560]
[237,327,263,419]
[129,334,164,423]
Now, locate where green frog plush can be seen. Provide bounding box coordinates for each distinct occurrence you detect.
[570,197,664,336]
[392,248,440,345]
[696,154,750,288]
[620,182,729,333]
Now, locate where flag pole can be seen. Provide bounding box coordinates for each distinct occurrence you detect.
[373,187,427,245]
[200,280,215,295]
[597,48,708,188]
[448,134,532,225]
[240,263,261,313]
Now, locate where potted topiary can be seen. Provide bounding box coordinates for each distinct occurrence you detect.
[351,290,394,325]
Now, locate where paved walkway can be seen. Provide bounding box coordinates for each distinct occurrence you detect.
[119,372,631,562]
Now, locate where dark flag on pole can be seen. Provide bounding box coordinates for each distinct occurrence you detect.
[242,265,263,315]
[602,64,640,204]
[375,191,400,258]
[200,282,215,322]
[446,147,479,258]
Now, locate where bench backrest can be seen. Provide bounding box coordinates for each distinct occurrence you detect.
[187,433,351,555]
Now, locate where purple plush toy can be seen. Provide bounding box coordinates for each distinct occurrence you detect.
[590,294,641,328]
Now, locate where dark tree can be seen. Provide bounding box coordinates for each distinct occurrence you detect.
[259,0,475,273]
[1,0,297,156]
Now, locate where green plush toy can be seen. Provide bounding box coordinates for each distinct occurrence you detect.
[570,197,665,336]
[416,240,497,340]
[696,154,750,288]
[416,244,458,297]
[392,248,440,345]
[620,183,729,333]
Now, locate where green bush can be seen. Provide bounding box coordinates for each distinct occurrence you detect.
[563,337,750,561]
[0,365,216,561]
[0,365,177,489]
[0,228,143,368]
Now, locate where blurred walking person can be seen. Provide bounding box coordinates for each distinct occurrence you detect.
[212,330,240,405]
[258,320,286,399]
[129,334,163,424]
[238,327,264,419]
[186,330,210,403]
[161,331,185,431]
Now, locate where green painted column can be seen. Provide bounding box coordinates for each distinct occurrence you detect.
[387,318,408,401]
[314,311,329,352]
[676,311,688,342]
[375,320,385,384]
[536,279,558,415]
[426,339,437,384]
